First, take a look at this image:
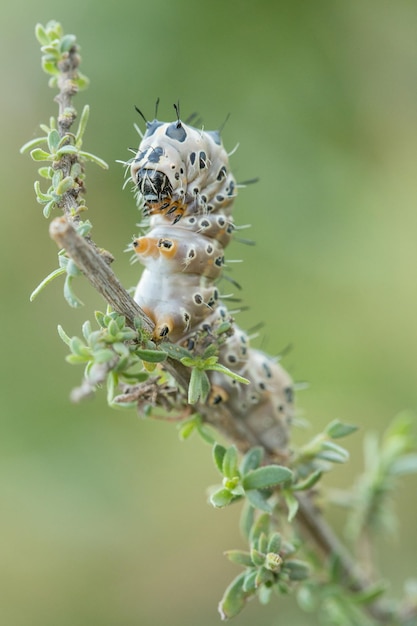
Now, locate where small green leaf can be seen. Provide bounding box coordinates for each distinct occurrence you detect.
[180,356,196,368]
[196,422,216,445]
[242,465,293,491]
[81,320,92,341]
[210,488,234,508]
[94,349,115,363]
[292,470,323,492]
[258,531,268,555]
[317,441,349,464]
[213,443,227,473]
[55,176,75,195]
[20,137,47,153]
[30,267,65,301]
[218,572,249,621]
[42,59,59,76]
[56,144,78,157]
[297,585,318,612]
[178,419,197,441]
[267,532,282,555]
[250,548,266,567]
[35,23,50,45]
[57,324,71,346]
[78,150,108,168]
[222,445,239,479]
[242,569,258,593]
[258,584,273,605]
[249,513,271,546]
[42,199,56,218]
[353,581,388,605]
[390,453,417,476]
[206,362,250,385]
[106,371,116,404]
[34,180,52,203]
[40,44,60,57]
[30,148,52,161]
[240,447,264,475]
[47,129,60,152]
[66,354,87,364]
[135,348,166,363]
[63,275,83,307]
[65,258,81,278]
[59,33,76,53]
[74,72,90,90]
[161,343,191,361]
[255,566,274,587]
[69,336,88,357]
[38,167,53,179]
[326,420,358,439]
[284,559,310,581]
[246,489,272,513]
[95,311,105,327]
[239,502,255,541]
[283,490,299,522]
[224,550,253,567]
[188,368,210,404]
[188,368,203,404]
[75,105,90,146]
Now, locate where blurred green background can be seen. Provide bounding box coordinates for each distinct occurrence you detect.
[1,1,417,624]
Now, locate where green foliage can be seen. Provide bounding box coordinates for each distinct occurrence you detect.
[294,419,356,470]
[177,413,216,445]
[219,512,309,620]
[20,107,107,220]
[334,413,417,542]
[210,444,293,511]
[21,22,108,306]
[34,21,89,89]
[163,342,249,404]
[58,308,162,406]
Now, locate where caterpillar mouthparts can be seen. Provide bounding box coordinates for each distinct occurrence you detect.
[129,112,293,453]
[136,168,173,205]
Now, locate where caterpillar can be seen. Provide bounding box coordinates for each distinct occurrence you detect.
[129,110,294,452]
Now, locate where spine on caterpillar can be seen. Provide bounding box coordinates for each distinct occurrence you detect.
[130,116,293,453]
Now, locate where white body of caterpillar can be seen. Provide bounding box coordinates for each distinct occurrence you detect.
[130,117,293,452]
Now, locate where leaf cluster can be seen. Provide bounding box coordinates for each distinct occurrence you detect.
[35,21,89,89]
[58,309,164,406]
[162,342,249,404]
[20,107,107,219]
[334,413,417,541]
[219,511,309,620]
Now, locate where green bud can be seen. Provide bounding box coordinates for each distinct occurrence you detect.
[265,552,282,572]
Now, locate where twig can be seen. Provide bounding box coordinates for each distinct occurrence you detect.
[49,216,398,624]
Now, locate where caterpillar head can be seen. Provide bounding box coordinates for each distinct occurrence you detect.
[131,119,237,221]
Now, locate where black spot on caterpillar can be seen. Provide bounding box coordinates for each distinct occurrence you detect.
[129,111,293,452]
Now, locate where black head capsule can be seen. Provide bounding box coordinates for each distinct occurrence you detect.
[136,168,173,204]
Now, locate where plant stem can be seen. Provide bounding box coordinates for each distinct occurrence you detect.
[49,215,398,624]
